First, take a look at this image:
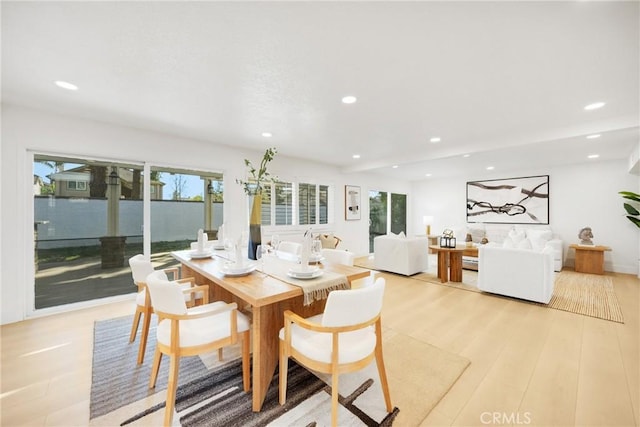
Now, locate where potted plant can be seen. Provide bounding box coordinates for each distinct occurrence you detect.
[620,191,640,228]
[237,147,278,259]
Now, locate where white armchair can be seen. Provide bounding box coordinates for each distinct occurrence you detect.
[373,234,429,276]
[477,246,555,304]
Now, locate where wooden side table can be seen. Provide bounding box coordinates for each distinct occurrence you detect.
[569,244,611,275]
[429,245,466,282]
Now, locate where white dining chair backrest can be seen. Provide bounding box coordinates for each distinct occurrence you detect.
[146,270,188,315]
[278,241,302,255]
[320,248,355,266]
[129,254,155,283]
[322,277,385,327]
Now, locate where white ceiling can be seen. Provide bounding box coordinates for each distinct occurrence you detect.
[2,1,639,181]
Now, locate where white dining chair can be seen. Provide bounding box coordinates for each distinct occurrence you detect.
[321,248,355,266]
[146,270,251,426]
[277,241,302,256]
[279,277,392,427]
[128,254,203,365]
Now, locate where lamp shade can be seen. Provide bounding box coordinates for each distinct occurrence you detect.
[423,215,434,225]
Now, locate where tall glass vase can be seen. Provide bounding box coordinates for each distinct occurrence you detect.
[248,193,262,260]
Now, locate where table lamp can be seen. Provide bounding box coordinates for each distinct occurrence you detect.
[423,215,434,236]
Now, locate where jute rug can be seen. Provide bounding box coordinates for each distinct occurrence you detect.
[90,316,469,426]
[548,271,624,323]
[356,256,624,323]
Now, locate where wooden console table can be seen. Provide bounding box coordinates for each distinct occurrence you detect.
[569,244,611,275]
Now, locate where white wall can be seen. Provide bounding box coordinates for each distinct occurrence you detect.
[412,161,640,274]
[1,104,410,324]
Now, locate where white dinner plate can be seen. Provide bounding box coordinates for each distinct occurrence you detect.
[289,265,320,275]
[220,263,256,276]
[287,269,324,280]
[190,251,213,259]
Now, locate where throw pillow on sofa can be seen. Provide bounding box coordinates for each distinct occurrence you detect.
[517,238,533,250]
[508,228,527,244]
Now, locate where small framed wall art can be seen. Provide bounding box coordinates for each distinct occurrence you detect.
[345,185,361,220]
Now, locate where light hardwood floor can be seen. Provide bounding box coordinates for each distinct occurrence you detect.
[1,270,638,426]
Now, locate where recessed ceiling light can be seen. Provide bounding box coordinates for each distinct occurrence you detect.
[261,132,272,138]
[425,173,432,177]
[392,165,398,169]
[588,154,600,159]
[55,80,78,91]
[352,154,360,159]
[430,137,441,143]
[486,166,495,170]
[586,134,601,139]
[342,95,357,104]
[462,154,471,158]
[584,102,605,110]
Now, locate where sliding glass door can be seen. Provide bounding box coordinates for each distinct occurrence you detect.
[368,190,407,253]
[33,155,144,309]
[32,154,224,310]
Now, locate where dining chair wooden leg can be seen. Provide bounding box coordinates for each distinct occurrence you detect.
[163,355,180,427]
[278,343,288,404]
[149,348,162,389]
[137,308,152,365]
[331,372,339,427]
[375,344,393,412]
[374,322,393,412]
[129,308,142,343]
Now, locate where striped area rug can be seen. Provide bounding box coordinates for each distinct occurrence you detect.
[90,315,209,419]
[90,315,470,426]
[120,358,399,427]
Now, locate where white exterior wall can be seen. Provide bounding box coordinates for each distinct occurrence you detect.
[1,104,410,324]
[34,198,223,248]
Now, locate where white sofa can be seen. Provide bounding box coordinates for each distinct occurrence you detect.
[477,245,555,304]
[448,224,563,272]
[373,234,429,276]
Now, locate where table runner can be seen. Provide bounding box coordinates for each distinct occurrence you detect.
[260,256,350,305]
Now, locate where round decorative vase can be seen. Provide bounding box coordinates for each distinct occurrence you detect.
[248,193,262,260]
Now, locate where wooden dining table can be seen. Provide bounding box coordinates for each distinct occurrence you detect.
[170,249,370,412]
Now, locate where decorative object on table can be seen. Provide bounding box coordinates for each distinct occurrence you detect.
[480,236,489,245]
[466,175,549,224]
[345,185,361,220]
[465,233,474,248]
[578,226,594,245]
[195,228,207,253]
[236,147,278,260]
[423,215,434,236]
[300,228,313,267]
[619,190,640,228]
[439,229,456,248]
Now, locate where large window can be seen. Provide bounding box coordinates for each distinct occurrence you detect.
[260,181,330,227]
[149,166,224,254]
[299,183,329,225]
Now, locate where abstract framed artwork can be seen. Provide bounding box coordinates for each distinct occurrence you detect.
[345,185,361,220]
[466,175,549,224]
